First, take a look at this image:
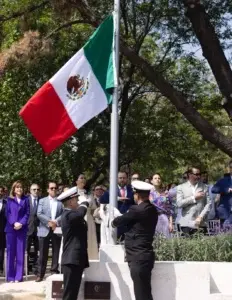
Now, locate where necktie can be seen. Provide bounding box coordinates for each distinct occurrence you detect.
[120,188,125,198]
[33,198,37,212]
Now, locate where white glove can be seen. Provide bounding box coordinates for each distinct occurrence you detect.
[113,207,122,218]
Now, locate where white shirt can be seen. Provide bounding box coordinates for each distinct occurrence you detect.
[0,199,3,211]
[188,181,198,202]
[49,196,58,220]
[16,197,21,204]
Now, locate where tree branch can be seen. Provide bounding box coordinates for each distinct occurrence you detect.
[46,19,95,38]
[120,41,232,156]
[0,1,50,23]
[183,0,232,119]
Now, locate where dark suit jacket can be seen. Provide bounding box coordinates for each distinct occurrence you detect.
[100,185,134,214]
[112,200,158,262]
[5,196,30,233]
[212,176,232,221]
[27,196,40,236]
[61,202,89,268]
[0,199,7,234]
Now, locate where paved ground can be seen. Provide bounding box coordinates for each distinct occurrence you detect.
[0,275,46,300]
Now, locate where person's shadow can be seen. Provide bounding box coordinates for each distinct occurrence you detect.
[81,249,133,300]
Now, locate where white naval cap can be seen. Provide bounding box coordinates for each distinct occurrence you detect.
[57,186,79,202]
[131,180,153,192]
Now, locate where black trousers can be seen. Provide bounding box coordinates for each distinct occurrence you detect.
[0,232,5,271]
[181,226,207,237]
[26,232,39,273]
[128,260,154,300]
[95,223,101,247]
[62,264,84,300]
[38,231,61,278]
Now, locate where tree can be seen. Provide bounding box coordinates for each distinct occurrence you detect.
[0,0,231,187]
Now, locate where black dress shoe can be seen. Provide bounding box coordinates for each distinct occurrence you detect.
[35,277,43,282]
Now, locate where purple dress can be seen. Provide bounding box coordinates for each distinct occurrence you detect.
[150,189,174,238]
[5,196,30,282]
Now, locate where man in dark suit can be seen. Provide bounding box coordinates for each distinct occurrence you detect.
[112,180,158,300]
[57,187,90,300]
[0,186,6,274]
[100,171,134,239]
[27,183,40,274]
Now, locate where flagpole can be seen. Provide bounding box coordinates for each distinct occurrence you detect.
[109,0,120,245]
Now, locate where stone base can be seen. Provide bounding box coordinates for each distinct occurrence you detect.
[45,261,232,300]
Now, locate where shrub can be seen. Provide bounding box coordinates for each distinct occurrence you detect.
[154,233,232,262]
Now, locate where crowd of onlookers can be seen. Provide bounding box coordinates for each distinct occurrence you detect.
[1,160,232,282]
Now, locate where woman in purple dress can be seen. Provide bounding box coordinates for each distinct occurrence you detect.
[149,173,174,238]
[5,180,30,282]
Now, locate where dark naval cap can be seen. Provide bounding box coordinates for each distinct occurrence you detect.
[131,180,153,192]
[57,186,79,202]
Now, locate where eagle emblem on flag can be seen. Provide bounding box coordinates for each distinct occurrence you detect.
[66,75,89,101]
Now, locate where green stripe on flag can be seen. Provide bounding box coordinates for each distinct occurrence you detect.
[84,15,115,104]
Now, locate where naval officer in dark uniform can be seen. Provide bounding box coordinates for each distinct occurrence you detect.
[57,187,90,300]
[112,180,158,300]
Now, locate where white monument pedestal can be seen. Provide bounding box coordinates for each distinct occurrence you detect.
[45,245,232,300]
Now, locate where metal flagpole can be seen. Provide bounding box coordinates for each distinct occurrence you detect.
[109,0,120,245]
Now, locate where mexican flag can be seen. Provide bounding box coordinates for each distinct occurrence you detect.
[20,15,115,153]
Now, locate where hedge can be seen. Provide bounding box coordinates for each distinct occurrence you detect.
[154,233,232,262]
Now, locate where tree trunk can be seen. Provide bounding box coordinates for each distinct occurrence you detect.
[120,42,232,157]
[183,0,232,119]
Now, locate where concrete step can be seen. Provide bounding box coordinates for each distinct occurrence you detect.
[0,277,46,300]
[209,294,232,300]
[0,293,45,300]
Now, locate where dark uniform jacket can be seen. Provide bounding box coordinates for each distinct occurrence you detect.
[112,200,158,262]
[0,199,7,234]
[61,204,89,268]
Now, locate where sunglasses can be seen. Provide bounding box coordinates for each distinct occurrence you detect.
[50,187,57,190]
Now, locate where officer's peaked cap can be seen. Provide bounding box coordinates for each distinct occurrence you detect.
[57,186,79,202]
[131,180,153,192]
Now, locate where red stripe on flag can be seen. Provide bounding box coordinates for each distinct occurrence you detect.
[19,82,77,153]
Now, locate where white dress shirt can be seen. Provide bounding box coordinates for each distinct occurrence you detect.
[49,196,58,220]
[188,181,198,202]
[16,197,21,204]
[0,199,3,211]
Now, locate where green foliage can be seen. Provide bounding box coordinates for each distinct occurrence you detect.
[154,234,232,262]
[0,0,231,189]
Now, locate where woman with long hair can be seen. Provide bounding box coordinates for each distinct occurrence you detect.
[5,180,30,282]
[76,174,98,260]
[150,173,174,238]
